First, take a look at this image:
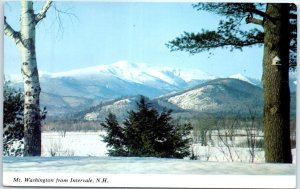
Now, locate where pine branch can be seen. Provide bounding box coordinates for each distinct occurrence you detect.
[246,16,263,26]
[167,30,264,54]
[35,1,53,24]
[250,8,269,19]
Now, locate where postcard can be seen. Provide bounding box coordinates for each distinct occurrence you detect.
[2,0,297,188]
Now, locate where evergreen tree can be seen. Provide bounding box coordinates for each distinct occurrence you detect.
[167,3,296,163]
[3,81,47,156]
[101,112,127,156]
[101,96,192,158]
[3,81,24,156]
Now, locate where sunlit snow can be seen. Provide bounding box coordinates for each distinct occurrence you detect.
[2,131,294,175]
[3,156,295,175]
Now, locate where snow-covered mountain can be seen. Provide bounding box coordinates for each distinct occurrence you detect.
[79,95,183,121]
[12,60,297,118]
[8,61,220,117]
[8,60,217,98]
[76,78,265,122]
[161,78,263,114]
[37,60,216,90]
[228,74,261,86]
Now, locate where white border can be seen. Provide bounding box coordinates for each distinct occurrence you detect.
[2,173,296,188]
[1,0,299,188]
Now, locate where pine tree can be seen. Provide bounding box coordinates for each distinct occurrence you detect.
[3,81,47,156]
[101,112,127,156]
[167,3,296,163]
[101,96,192,158]
[3,81,24,156]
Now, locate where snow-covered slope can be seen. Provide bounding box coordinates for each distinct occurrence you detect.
[77,78,264,122]
[82,96,141,121]
[8,61,216,94]
[229,74,261,86]
[160,78,263,114]
[78,95,183,121]
[7,61,219,117]
[36,60,215,91]
[39,61,216,85]
[13,61,296,116]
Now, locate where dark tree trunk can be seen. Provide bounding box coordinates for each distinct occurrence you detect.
[262,3,292,163]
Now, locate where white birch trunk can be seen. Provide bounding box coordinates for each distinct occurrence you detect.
[4,0,52,156]
[20,1,41,156]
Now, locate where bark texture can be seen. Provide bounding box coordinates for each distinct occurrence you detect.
[263,4,292,163]
[4,0,52,156]
[20,1,41,156]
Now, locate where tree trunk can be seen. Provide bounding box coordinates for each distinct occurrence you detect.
[263,3,292,163]
[20,1,41,156]
[4,0,52,156]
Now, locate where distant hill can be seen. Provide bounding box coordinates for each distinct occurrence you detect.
[73,95,183,122]
[158,78,263,115]
[74,78,265,123]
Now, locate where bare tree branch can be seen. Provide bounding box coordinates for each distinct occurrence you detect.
[35,1,53,24]
[51,3,78,38]
[4,17,22,48]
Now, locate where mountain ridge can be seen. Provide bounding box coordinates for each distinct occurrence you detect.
[6,61,296,118]
[74,78,264,122]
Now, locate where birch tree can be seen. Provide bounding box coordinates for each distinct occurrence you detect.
[4,0,52,156]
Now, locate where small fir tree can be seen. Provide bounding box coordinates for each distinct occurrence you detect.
[3,81,47,156]
[101,112,127,156]
[101,96,192,158]
[3,81,24,156]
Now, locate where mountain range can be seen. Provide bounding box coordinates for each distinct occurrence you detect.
[6,60,296,118]
[78,78,264,122]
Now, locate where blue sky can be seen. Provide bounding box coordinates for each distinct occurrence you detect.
[4,2,263,79]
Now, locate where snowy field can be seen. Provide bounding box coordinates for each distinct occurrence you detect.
[40,131,296,163]
[2,131,296,175]
[3,131,296,187]
[41,131,108,156]
[3,156,296,175]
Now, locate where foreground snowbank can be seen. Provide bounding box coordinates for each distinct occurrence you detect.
[4,130,296,188]
[3,156,296,175]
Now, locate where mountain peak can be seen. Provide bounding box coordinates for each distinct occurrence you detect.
[229,74,260,86]
[111,60,140,69]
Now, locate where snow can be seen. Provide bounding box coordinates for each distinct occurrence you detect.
[38,130,296,164]
[2,131,296,188]
[84,112,100,121]
[41,131,107,157]
[175,68,217,82]
[167,86,219,110]
[229,73,259,85]
[7,60,216,88]
[40,131,296,164]
[2,156,296,175]
[5,74,23,83]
